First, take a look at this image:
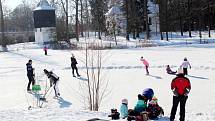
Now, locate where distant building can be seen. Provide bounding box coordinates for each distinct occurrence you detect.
[148,0,160,34]
[105,0,160,36]
[33,0,56,45]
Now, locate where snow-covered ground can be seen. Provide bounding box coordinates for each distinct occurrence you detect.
[1,40,215,120]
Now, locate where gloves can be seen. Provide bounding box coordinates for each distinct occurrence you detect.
[184,88,190,96]
[172,88,178,96]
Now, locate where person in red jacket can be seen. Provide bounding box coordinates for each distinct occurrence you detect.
[170,68,191,121]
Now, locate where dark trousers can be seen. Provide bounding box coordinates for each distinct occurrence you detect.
[44,50,47,55]
[145,65,149,75]
[170,96,188,121]
[27,76,35,90]
[183,68,188,75]
[72,65,79,76]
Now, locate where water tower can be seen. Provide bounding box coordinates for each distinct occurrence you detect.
[33,0,56,45]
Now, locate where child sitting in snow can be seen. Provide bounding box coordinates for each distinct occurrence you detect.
[120,98,128,119]
[166,65,177,75]
[127,94,147,121]
[146,96,164,119]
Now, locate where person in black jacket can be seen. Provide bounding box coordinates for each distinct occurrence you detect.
[26,60,35,91]
[71,54,80,77]
[44,69,60,97]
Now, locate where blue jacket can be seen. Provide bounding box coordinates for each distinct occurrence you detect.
[120,103,128,119]
[26,63,33,76]
[142,88,154,100]
[134,100,147,113]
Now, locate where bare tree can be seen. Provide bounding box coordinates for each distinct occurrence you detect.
[78,39,110,111]
[60,0,71,45]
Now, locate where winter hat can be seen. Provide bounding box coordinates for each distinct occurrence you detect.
[148,100,157,105]
[122,98,128,105]
[177,68,183,74]
[152,96,158,102]
[44,69,49,74]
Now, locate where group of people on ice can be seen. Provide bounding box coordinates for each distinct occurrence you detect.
[108,57,192,121]
[166,57,191,75]
[26,49,192,120]
[26,53,80,98]
[141,56,191,76]
[109,67,191,121]
[108,88,164,121]
[26,59,60,98]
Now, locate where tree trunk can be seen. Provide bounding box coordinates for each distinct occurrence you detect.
[179,15,183,36]
[133,30,136,39]
[0,0,7,51]
[144,0,149,40]
[65,0,69,43]
[125,0,130,41]
[160,32,163,40]
[85,0,90,37]
[80,0,84,37]
[165,0,168,41]
[76,0,79,41]
[188,0,192,37]
[199,12,202,43]
[208,0,211,38]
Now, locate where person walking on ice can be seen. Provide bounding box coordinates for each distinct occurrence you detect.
[43,45,48,56]
[140,56,149,75]
[44,69,60,98]
[26,59,35,91]
[180,57,191,75]
[71,54,80,77]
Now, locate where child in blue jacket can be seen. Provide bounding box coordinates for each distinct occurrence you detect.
[120,98,128,119]
[134,94,147,113]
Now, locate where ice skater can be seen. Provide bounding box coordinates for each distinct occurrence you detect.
[140,57,149,75]
[180,57,191,75]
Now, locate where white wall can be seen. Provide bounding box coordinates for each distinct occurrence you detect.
[35,27,56,44]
